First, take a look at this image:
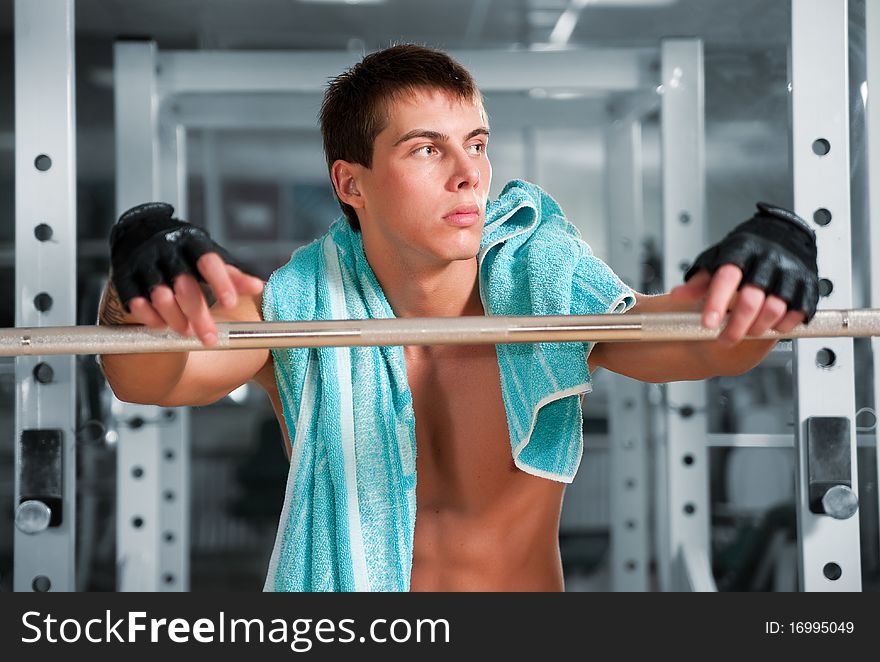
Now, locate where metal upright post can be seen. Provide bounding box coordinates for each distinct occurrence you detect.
[866,0,880,568]
[13,0,78,593]
[605,117,650,591]
[659,38,713,592]
[201,130,226,245]
[157,102,192,594]
[791,0,861,591]
[159,119,188,220]
[113,40,189,592]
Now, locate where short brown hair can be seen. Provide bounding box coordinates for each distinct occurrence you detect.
[319,44,482,230]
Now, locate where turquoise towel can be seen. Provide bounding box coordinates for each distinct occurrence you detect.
[262,179,635,592]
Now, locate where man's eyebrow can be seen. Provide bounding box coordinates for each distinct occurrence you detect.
[394,130,447,146]
[394,127,490,146]
[465,127,491,141]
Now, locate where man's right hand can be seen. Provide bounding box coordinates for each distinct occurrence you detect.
[108,202,264,347]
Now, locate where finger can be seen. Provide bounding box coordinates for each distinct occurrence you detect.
[719,284,765,345]
[174,273,218,347]
[746,294,789,337]
[197,252,238,308]
[128,296,167,329]
[226,264,265,295]
[132,296,194,335]
[775,309,806,334]
[670,269,711,303]
[150,285,191,336]
[701,264,743,329]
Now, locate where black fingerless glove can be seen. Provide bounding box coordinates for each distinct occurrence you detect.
[109,202,241,312]
[684,202,820,322]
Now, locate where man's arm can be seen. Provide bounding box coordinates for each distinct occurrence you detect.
[587,288,779,383]
[590,202,817,383]
[99,280,269,407]
[100,201,269,406]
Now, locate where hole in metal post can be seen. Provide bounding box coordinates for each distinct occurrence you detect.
[818,279,833,297]
[813,208,832,226]
[34,224,53,241]
[33,362,54,384]
[812,139,831,156]
[34,154,52,171]
[34,293,53,313]
[32,576,51,592]
[823,562,842,580]
[816,348,836,368]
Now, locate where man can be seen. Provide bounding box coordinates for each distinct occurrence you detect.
[99,45,817,591]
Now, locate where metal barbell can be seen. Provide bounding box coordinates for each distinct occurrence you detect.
[2,309,879,357]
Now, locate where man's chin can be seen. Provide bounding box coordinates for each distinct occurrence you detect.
[457,250,480,262]
[414,230,482,265]
[446,231,482,261]
[422,248,479,267]
[442,243,481,263]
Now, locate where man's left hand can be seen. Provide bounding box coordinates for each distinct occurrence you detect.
[667,203,820,346]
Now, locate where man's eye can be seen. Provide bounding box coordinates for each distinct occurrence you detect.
[469,143,486,154]
[414,145,436,156]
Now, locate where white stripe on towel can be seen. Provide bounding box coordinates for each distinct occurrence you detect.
[322,236,371,592]
[263,351,316,590]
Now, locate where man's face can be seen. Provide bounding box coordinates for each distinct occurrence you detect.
[354,87,492,269]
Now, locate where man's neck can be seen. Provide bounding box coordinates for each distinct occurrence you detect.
[365,248,483,318]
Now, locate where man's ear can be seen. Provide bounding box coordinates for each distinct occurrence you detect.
[330,160,365,209]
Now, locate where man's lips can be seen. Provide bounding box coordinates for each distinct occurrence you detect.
[443,204,481,227]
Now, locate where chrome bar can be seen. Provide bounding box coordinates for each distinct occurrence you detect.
[1,309,879,357]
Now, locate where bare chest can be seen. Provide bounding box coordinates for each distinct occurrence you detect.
[404,344,523,512]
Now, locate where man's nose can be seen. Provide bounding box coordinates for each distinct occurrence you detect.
[449,150,480,190]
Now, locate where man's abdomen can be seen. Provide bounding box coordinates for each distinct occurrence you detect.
[406,343,567,592]
[409,474,566,592]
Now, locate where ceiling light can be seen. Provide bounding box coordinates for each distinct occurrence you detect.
[299,0,386,5]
